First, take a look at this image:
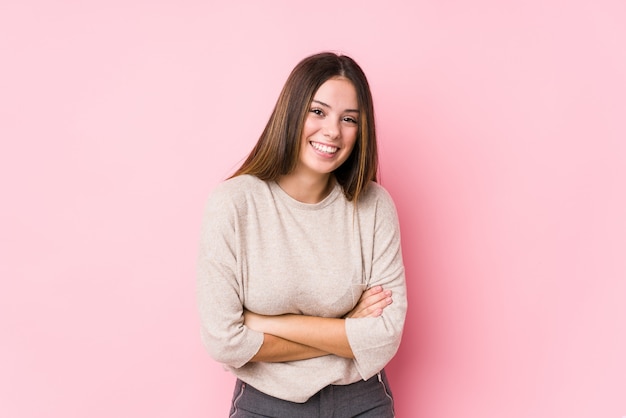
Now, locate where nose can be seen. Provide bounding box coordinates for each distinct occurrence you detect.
[323,118,340,140]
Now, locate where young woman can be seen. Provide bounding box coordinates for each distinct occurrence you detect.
[198,52,407,417]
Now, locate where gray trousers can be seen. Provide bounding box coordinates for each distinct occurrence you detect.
[229,369,395,418]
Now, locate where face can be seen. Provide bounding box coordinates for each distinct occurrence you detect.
[294,77,359,180]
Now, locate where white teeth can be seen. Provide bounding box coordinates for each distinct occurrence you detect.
[311,142,338,154]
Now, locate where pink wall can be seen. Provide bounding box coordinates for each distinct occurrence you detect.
[1,1,625,417]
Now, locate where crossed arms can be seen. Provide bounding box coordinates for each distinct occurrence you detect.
[244,285,393,362]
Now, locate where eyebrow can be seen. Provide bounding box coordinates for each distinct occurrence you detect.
[312,100,360,113]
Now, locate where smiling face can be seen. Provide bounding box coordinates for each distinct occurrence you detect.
[293,76,360,181]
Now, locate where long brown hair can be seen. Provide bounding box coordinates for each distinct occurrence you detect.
[231,52,378,202]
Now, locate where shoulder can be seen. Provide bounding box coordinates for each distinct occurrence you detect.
[205,175,269,214]
[357,182,397,211]
[355,182,401,228]
[208,175,266,202]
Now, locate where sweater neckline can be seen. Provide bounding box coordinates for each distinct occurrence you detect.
[269,180,342,210]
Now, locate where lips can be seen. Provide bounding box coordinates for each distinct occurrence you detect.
[310,141,338,154]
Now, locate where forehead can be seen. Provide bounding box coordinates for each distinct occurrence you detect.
[313,77,359,107]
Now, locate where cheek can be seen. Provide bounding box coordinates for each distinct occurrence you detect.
[302,117,320,138]
[344,131,358,153]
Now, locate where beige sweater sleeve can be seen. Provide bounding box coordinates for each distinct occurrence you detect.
[345,188,407,379]
[196,184,264,368]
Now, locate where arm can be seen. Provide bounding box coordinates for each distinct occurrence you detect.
[197,188,264,368]
[344,187,407,379]
[246,313,353,358]
[249,333,328,362]
[245,286,394,361]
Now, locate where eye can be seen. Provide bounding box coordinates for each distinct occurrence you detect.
[310,108,324,116]
[343,116,358,124]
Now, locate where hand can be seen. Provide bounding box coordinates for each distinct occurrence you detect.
[344,286,393,319]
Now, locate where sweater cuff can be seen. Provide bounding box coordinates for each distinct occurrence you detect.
[345,317,396,380]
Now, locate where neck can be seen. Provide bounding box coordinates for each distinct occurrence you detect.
[277,172,334,204]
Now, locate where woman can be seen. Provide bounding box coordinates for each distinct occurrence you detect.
[198,52,407,417]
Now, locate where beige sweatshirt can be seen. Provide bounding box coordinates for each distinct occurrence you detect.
[197,174,407,403]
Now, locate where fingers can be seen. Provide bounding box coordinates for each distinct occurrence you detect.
[365,289,393,317]
[362,287,391,309]
[348,286,393,319]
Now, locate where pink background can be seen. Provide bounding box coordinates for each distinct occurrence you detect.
[1,1,625,417]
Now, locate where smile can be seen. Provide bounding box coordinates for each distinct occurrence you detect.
[310,141,338,154]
